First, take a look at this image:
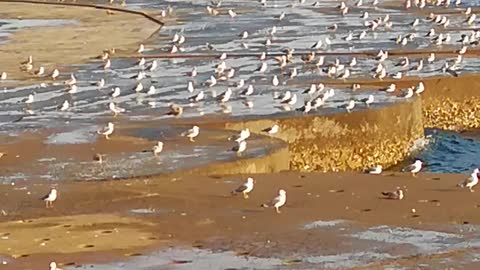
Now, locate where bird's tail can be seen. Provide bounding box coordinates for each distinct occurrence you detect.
[457,181,466,188]
[261,203,270,208]
[381,192,389,196]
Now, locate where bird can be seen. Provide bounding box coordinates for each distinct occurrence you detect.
[402,159,423,176]
[230,128,250,142]
[152,141,164,156]
[366,165,382,175]
[109,102,125,116]
[137,43,145,53]
[166,104,183,117]
[231,177,254,199]
[360,95,374,107]
[49,261,63,270]
[41,188,57,208]
[51,69,60,80]
[381,189,404,200]
[262,124,279,134]
[261,189,287,213]
[217,88,232,103]
[59,100,70,111]
[97,122,114,139]
[457,168,479,192]
[182,126,200,142]
[232,140,247,156]
[189,91,204,102]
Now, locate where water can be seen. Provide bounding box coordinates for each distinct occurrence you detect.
[419,129,480,173]
[1,0,480,134]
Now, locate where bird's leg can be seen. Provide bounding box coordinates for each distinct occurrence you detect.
[412,172,417,177]
[470,188,475,192]
[275,207,281,214]
[45,201,49,208]
[243,192,249,199]
[105,134,110,140]
[189,137,194,142]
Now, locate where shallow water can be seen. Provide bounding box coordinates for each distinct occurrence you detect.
[1,0,478,134]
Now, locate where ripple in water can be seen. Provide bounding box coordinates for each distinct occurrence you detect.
[419,129,480,173]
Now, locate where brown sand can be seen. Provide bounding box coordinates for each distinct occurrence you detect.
[0,2,160,86]
[1,171,479,269]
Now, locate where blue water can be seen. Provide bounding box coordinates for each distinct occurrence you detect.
[419,130,480,173]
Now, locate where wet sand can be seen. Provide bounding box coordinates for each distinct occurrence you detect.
[1,171,480,269]
[0,2,160,86]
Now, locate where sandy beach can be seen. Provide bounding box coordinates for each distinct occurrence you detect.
[1,171,480,269]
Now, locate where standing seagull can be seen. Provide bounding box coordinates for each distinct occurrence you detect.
[261,189,287,213]
[231,177,254,199]
[97,122,114,140]
[232,140,247,156]
[262,124,279,134]
[457,168,479,192]
[41,188,57,208]
[402,159,423,177]
[182,125,200,142]
[381,189,404,200]
[152,141,164,156]
[49,262,63,270]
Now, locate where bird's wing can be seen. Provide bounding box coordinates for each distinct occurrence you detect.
[40,193,50,200]
[261,127,271,132]
[402,164,415,172]
[234,184,248,193]
[270,195,281,206]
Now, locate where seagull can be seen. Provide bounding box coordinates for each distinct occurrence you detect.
[257,62,268,73]
[230,128,250,142]
[228,9,237,18]
[35,66,45,76]
[109,102,125,116]
[59,100,70,111]
[95,78,105,88]
[149,60,158,71]
[187,81,195,93]
[261,189,287,213]
[415,82,425,95]
[217,88,232,103]
[360,95,374,106]
[402,159,423,176]
[189,91,205,102]
[231,177,254,199]
[240,84,254,96]
[232,140,247,156]
[111,87,121,98]
[25,94,34,104]
[152,141,164,156]
[64,74,77,86]
[240,31,249,39]
[366,165,382,175]
[182,125,200,142]
[103,59,111,70]
[272,75,279,86]
[137,44,145,53]
[381,189,404,200]
[262,124,279,134]
[166,104,183,117]
[457,168,479,192]
[97,122,114,139]
[41,188,57,208]
[51,69,60,80]
[49,261,63,270]
[344,99,355,112]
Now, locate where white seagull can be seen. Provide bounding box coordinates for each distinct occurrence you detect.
[402,159,423,176]
[97,122,114,139]
[366,165,382,175]
[381,189,404,200]
[182,125,200,142]
[42,188,57,208]
[262,124,279,134]
[152,141,164,156]
[232,140,247,156]
[231,177,254,199]
[457,168,479,192]
[109,102,125,116]
[261,189,287,213]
